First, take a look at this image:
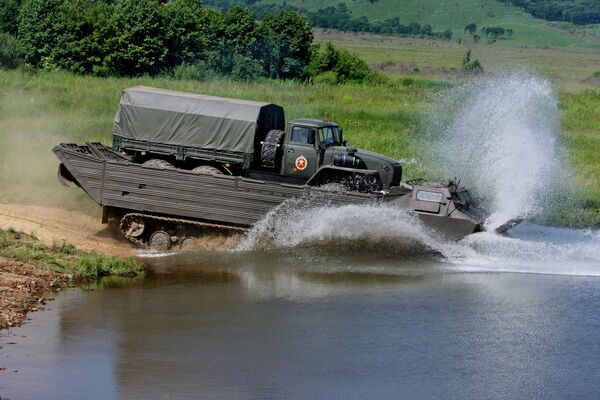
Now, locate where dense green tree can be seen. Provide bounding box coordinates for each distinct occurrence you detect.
[103,0,171,76]
[464,23,477,35]
[49,0,113,74]
[166,0,222,65]
[0,0,21,35]
[18,0,62,66]
[258,11,313,79]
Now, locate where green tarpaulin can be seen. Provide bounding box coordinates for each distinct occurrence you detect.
[113,86,284,154]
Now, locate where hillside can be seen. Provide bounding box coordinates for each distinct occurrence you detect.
[258,0,600,48]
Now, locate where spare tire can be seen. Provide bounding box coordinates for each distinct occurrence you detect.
[142,159,175,169]
[261,129,285,169]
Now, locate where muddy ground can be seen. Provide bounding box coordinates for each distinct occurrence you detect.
[0,257,72,329]
[0,203,134,329]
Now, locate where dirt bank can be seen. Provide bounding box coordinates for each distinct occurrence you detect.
[0,257,71,329]
[0,204,148,329]
[0,203,133,257]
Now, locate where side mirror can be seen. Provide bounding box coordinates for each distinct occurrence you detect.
[342,140,349,147]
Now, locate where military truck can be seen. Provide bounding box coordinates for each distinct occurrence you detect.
[53,86,504,251]
[111,86,400,191]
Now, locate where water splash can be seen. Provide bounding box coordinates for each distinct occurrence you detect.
[233,71,599,277]
[237,199,450,256]
[426,71,567,230]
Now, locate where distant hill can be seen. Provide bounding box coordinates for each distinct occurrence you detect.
[210,0,600,49]
[500,0,600,25]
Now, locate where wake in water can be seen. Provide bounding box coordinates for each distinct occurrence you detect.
[449,226,600,276]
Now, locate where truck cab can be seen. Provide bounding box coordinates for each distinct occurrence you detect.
[265,118,402,190]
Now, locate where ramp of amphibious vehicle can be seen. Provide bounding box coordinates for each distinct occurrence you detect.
[53,143,384,248]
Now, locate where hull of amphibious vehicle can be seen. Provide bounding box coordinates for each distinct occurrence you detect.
[53,143,486,248]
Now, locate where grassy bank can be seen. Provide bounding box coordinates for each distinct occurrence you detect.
[0,228,145,280]
[0,68,598,226]
[0,227,144,328]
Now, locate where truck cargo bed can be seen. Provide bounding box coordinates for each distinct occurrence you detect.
[53,143,379,228]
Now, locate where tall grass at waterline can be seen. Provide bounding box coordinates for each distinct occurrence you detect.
[0,229,145,279]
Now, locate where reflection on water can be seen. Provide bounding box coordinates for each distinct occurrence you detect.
[2,226,600,400]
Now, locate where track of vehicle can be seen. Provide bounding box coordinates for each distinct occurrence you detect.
[119,212,246,250]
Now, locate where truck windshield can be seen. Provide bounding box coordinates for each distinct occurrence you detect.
[319,127,341,147]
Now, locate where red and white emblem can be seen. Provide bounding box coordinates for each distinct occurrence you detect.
[295,155,308,171]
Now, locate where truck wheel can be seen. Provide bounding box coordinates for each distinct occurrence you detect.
[149,230,172,251]
[143,159,175,169]
[261,129,285,168]
[193,165,223,175]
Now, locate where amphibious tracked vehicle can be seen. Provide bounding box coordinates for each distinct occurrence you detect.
[54,86,493,250]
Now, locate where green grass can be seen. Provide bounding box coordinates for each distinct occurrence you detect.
[0,68,598,226]
[316,30,600,90]
[0,228,146,279]
[263,0,600,49]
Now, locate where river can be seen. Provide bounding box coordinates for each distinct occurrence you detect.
[1,223,599,400]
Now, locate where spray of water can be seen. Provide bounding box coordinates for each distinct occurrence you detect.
[426,71,567,230]
[238,199,450,256]
[235,71,599,276]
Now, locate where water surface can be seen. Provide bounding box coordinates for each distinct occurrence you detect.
[1,225,600,400]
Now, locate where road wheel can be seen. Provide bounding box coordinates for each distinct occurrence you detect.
[149,230,172,251]
[143,159,175,169]
[179,237,198,250]
[192,165,223,175]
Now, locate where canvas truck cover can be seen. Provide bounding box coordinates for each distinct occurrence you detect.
[113,86,285,155]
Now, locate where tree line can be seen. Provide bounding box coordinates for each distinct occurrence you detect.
[464,23,514,43]
[499,0,600,25]
[0,0,377,83]
[204,1,454,40]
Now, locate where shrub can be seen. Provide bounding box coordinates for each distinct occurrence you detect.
[308,42,379,84]
[0,32,22,69]
[231,54,263,81]
[462,49,483,73]
[172,62,218,81]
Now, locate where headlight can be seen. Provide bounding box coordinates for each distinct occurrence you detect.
[416,190,443,203]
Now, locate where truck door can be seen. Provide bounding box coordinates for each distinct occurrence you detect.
[282,126,319,180]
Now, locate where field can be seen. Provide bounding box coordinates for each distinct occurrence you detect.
[315,30,600,90]
[262,0,600,49]
[0,63,598,226]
